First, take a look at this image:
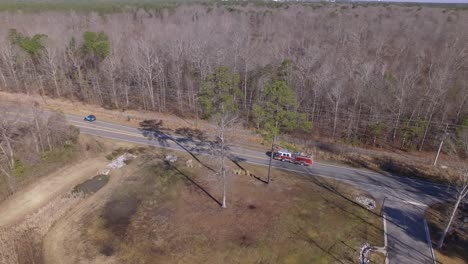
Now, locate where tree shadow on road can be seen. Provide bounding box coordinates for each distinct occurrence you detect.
[139,120,216,172]
[303,175,436,263]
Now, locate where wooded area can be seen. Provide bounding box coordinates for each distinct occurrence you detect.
[0,103,79,197]
[0,3,467,152]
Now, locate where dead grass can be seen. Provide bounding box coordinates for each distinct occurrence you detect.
[0,135,104,202]
[300,141,462,184]
[79,151,384,263]
[426,203,468,264]
[0,135,149,264]
[0,192,84,264]
[369,251,386,264]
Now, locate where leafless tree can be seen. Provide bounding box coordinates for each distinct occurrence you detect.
[437,166,468,249]
[0,4,465,152]
[0,118,17,193]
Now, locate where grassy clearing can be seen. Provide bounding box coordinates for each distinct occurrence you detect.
[81,150,384,263]
[426,203,468,264]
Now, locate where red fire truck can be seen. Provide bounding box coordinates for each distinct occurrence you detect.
[291,153,313,166]
[273,149,313,166]
[273,149,292,162]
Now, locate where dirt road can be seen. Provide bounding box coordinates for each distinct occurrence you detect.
[43,164,132,264]
[0,158,107,227]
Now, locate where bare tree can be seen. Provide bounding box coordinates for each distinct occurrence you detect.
[437,166,468,249]
[0,118,17,193]
[0,5,466,151]
[43,47,62,97]
[200,66,240,208]
[102,52,120,109]
[133,40,162,111]
[328,79,345,138]
[213,112,238,208]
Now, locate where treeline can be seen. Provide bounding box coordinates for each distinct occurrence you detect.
[0,3,467,152]
[0,103,79,197]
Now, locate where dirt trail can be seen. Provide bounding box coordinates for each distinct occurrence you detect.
[0,158,107,227]
[43,164,132,264]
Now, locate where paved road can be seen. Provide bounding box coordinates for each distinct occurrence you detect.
[68,115,449,264]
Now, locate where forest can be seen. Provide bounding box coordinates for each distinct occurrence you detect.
[0,102,79,198]
[0,2,467,153]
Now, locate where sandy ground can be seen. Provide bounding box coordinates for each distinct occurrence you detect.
[42,164,133,264]
[0,158,107,228]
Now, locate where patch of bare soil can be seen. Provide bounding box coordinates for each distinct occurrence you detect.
[0,147,110,264]
[102,196,139,237]
[42,162,136,264]
[0,158,107,227]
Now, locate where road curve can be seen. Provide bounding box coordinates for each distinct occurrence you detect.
[68,115,447,264]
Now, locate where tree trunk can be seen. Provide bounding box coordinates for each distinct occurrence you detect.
[0,66,7,89]
[393,107,401,140]
[222,162,226,208]
[419,114,433,151]
[52,69,61,97]
[455,94,468,123]
[110,71,119,109]
[333,100,339,137]
[220,117,227,208]
[31,131,40,154]
[1,134,15,169]
[311,90,317,122]
[244,62,248,110]
[33,113,44,152]
[437,190,466,249]
[124,84,130,107]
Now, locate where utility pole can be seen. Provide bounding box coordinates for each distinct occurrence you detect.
[267,135,276,184]
[380,196,387,217]
[194,94,199,129]
[433,124,449,166]
[267,121,279,184]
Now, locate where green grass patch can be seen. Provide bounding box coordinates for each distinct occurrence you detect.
[41,143,76,163]
[12,160,28,177]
